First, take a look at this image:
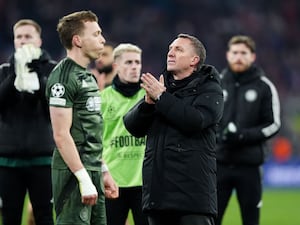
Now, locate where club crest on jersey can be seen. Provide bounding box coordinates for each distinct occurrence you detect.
[245,89,257,102]
[86,96,101,111]
[51,83,65,97]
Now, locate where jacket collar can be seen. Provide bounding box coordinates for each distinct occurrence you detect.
[164,64,220,93]
[222,65,264,84]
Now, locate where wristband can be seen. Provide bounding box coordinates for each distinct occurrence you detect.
[101,164,109,172]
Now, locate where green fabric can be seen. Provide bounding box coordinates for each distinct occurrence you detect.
[46,58,103,170]
[52,169,106,225]
[0,156,52,167]
[101,86,145,187]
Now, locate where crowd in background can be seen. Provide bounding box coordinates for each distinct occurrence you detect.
[0,0,299,160]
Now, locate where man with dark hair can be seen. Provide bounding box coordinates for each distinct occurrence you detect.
[0,19,56,225]
[46,10,118,225]
[215,35,281,225]
[90,42,116,90]
[124,34,224,225]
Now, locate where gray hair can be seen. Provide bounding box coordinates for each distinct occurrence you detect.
[177,33,206,70]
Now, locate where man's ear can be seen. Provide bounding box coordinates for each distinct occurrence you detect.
[191,55,200,66]
[72,35,82,48]
[251,53,256,63]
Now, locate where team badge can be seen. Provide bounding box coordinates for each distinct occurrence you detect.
[245,89,257,102]
[51,83,65,97]
[79,206,89,221]
[86,96,101,111]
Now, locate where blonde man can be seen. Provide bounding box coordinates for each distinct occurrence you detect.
[101,43,148,225]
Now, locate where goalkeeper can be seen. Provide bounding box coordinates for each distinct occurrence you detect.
[0,19,56,225]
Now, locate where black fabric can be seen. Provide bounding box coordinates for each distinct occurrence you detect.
[105,187,148,225]
[215,164,262,225]
[148,212,215,225]
[165,71,199,93]
[216,65,280,165]
[112,75,141,97]
[0,50,56,157]
[0,166,54,225]
[124,64,224,216]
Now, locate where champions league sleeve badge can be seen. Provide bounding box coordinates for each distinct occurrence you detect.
[49,83,67,106]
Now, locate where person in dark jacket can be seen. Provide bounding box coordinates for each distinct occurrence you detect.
[0,19,56,225]
[215,35,281,225]
[124,33,224,225]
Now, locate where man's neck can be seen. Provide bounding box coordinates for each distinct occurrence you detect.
[173,69,195,80]
[67,49,90,68]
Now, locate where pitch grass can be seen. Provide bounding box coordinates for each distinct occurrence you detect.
[128,189,300,225]
[222,189,300,225]
[0,189,299,225]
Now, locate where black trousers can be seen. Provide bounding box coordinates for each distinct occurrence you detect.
[105,186,148,225]
[147,211,215,225]
[0,166,53,225]
[216,163,262,225]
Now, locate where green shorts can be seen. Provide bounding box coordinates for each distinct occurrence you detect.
[52,168,106,225]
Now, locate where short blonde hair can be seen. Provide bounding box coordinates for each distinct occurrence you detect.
[13,19,41,36]
[113,43,142,61]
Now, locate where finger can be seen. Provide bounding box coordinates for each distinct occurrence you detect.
[141,74,152,84]
[159,74,164,85]
[143,73,158,83]
[144,73,159,84]
[140,83,150,91]
[82,194,97,205]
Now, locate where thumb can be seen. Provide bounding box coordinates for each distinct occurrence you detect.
[159,74,164,85]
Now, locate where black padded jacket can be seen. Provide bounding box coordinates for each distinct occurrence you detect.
[124,65,224,217]
[0,51,56,157]
[216,66,281,165]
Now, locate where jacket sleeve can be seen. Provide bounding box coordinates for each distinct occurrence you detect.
[0,64,16,107]
[28,57,56,116]
[240,78,281,143]
[155,84,224,135]
[123,98,155,137]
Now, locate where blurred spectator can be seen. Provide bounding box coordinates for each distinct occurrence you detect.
[90,42,116,91]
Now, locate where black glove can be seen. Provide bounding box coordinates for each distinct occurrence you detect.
[27,59,47,77]
[222,130,244,144]
[221,122,245,145]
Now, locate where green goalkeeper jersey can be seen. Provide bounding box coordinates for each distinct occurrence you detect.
[101,86,145,187]
[46,58,102,171]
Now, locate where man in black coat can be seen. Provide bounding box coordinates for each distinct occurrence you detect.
[0,19,56,225]
[215,35,281,225]
[124,33,224,225]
